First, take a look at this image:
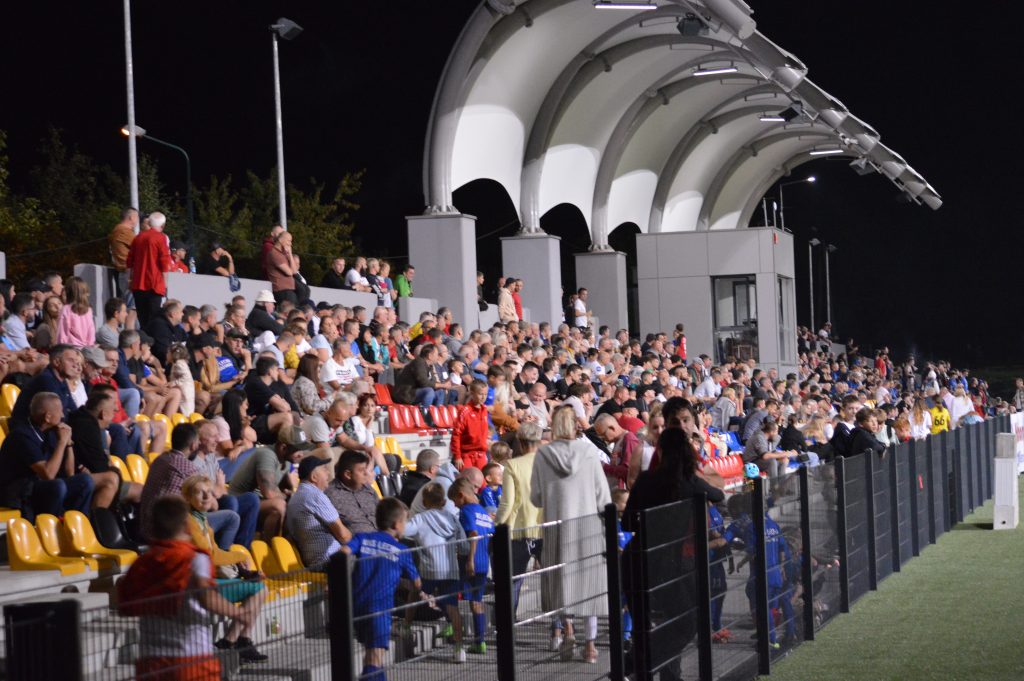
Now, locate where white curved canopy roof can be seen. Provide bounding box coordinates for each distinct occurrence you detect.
[424,0,940,248]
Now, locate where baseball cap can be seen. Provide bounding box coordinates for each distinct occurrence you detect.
[81,346,110,368]
[297,456,332,480]
[278,425,317,451]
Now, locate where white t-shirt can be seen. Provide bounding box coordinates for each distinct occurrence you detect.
[573,298,588,327]
[345,269,369,289]
[320,356,360,389]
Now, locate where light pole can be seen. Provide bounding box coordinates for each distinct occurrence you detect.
[122,0,139,222]
[808,238,821,330]
[269,17,303,231]
[121,125,193,246]
[825,244,837,329]
[778,175,816,232]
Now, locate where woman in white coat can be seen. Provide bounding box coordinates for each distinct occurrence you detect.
[531,404,611,664]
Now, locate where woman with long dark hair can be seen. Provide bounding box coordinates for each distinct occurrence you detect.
[624,428,725,679]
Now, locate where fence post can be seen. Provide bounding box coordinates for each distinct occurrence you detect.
[751,477,771,675]
[491,524,516,681]
[4,601,81,681]
[925,439,937,545]
[975,424,984,504]
[907,440,921,556]
[952,431,964,524]
[888,445,902,570]
[692,494,713,681]
[864,452,878,590]
[942,432,953,532]
[835,456,851,614]
[965,427,976,513]
[602,505,626,681]
[798,466,816,639]
[326,551,356,681]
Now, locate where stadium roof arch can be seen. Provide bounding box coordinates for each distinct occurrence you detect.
[423,0,941,249]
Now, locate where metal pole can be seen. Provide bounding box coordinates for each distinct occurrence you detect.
[751,477,771,675]
[798,466,816,639]
[140,135,192,246]
[779,185,786,232]
[491,524,516,681]
[825,245,833,326]
[123,0,139,223]
[808,242,815,331]
[272,33,288,230]
[692,495,713,681]
[602,504,626,681]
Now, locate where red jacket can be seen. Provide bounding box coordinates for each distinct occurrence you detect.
[127,229,171,295]
[118,540,212,616]
[451,402,490,461]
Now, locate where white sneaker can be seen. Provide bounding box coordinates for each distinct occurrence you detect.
[549,634,563,652]
[454,645,467,664]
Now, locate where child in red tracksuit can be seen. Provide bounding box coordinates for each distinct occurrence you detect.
[451,380,490,471]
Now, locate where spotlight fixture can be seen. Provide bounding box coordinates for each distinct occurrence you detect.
[269,17,303,41]
[593,1,658,10]
[776,102,804,121]
[759,114,786,122]
[809,148,844,156]
[693,63,737,76]
[676,12,709,36]
[849,157,874,176]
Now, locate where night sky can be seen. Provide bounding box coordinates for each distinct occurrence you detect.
[2,2,1021,366]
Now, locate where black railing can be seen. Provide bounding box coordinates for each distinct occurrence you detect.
[0,418,1007,681]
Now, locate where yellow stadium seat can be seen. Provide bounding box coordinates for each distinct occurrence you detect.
[234,543,297,601]
[134,413,150,422]
[0,425,6,447]
[109,456,131,481]
[171,413,188,427]
[371,480,384,498]
[35,514,100,570]
[230,544,257,571]
[0,415,9,435]
[0,384,20,418]
[0,508,21,523]
[7,518,87,575]
[63,511,137,568]
[250,540,275,574]
[153,413,173,449]
[147,452,161,464]
[375,436,389,453]
[189,412,203,423]
[125,454,149,484]
[271,537,326,586]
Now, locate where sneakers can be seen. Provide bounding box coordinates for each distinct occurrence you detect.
[454,645,467,663]
[215,637,267,664]
[438,624,455,642]
[235,637,269,664]
[468,642,487,655]
[549,633,564,652]
[712,628,732,644]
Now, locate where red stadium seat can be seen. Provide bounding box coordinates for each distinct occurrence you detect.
[374,384,395,407]
[388,406,416,434]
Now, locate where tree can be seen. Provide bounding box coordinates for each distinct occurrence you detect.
[286,170,362,284]
[0,130,60,282]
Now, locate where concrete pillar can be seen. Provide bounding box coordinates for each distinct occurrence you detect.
[575,250,627,332]
[406,213,478,330]
[0,252,6,280]
[500,234,562,325]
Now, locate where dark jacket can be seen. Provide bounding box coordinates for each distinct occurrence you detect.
[392,357,435,405]
[849,426,886,457]
[67,406,112,475]
[247,305,283,338]
[320,269,348,290]
[829,422,854,458]
[145,315,186,367]
[398,471,432,508]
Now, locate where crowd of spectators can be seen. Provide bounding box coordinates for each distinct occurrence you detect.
[0,207,1012,675]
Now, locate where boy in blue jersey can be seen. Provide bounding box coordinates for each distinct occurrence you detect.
[612,489,633,642]
[449,477,494,654]
[346,497,424,680]
[480,462,503,516]
[707,500,731,642]
[722,494,795,648]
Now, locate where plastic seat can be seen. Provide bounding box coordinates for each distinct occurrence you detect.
[271,537,327,585]
[148,452,161,464]
[134,413,150,422]
[189,412,203,423]
[64,511,137,568]
[236,543,298,600]
[371,480,384,498]
[0,383,20,418]
[0,507,20,523]
[7,518,87,575]
[388,405,413,434]
[410,408,432,434]
[152,414,173,449]
[0,415,9,435]
[171,413,188,427]
[374,383,395,407]
[251,540,284,576]
[0,424,6,447]
[35,514,101,571]
[125,454,149,484]
[91,507,141,553]
[428,406,445,430]
[109,455,131,481]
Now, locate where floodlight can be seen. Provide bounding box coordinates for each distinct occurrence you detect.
[270,17,303,40]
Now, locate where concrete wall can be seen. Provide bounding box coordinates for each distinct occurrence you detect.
[637,228,797,374]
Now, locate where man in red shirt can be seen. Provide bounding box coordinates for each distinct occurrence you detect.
[127,211,172,328]
[450,380,490,471]
[260,225,284,278]
[511,279,524,321]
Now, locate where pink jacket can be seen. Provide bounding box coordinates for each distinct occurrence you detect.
[56,306,96,348]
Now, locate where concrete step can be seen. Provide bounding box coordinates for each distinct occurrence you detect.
[0,565,98,605]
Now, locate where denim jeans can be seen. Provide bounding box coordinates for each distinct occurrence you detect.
[29,474,94,519]
[207,509,240,550]
[218,493,260,548]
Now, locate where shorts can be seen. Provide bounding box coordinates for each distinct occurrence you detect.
[354,612,391,650]
[421,579,460,609]
[216,578,265,603]
[462,573,487,603]
[250,415,271,444]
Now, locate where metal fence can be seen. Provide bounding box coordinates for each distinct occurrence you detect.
[0,417,1007,681]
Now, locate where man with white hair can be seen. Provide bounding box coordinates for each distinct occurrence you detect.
[126,211,171,328]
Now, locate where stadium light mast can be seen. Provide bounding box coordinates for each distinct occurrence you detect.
[122,0,139,226]
[778,175,816,232]
[808,238,821,330]
[826,244,838,329]
[269,17,303,231]
[121,125,193,246]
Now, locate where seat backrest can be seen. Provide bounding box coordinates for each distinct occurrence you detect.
[134,413,150,422]
[8,518,47,563]
[64,510,100,553]
[34,514,65,557]
[445,405,459,426]
[0,384,20,417]
[250,540,271,573]
[0,415,9,435]
[411,408,429,430]
[189,412,203,423]
[91,508,140,552]
[271,536,304,573]
[126,454,149,484]
[230,544,256,571]
[152,414,173,448]
[388,405,410,434]
[109,456,131,481]
[374,383,395,407]
[428,406,442,428]
[171,413,188,427]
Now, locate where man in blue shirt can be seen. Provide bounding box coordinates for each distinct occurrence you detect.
[286,456,351,568]
[347,497,422,681]
[0,392,93,520]
[449,478,494,654]
[3,293,35,351]
[9,345,78,429]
